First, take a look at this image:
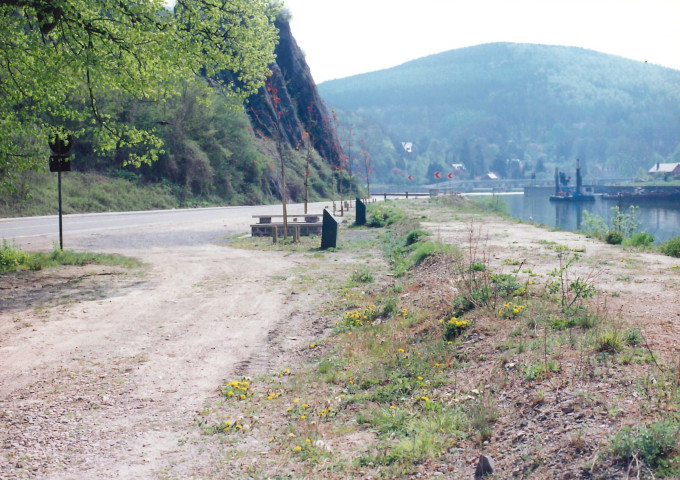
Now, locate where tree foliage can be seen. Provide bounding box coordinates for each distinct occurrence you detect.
[0,0,279,191]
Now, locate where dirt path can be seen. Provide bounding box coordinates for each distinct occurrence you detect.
[0,241,330,479]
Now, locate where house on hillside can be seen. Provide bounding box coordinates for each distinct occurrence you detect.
[481,172,499,180]
[648,163,680,178]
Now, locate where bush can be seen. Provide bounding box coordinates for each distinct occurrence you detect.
[605,230,623,245]
[623,231,655,248]
[660,235,680,258]
[0,242,30,272]
[405,229,430,246]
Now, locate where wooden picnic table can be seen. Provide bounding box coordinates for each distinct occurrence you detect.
[250,212,325,237]
[252,213,321,224]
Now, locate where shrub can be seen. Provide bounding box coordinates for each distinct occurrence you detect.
[0,242,30,272]
[405,228,430,246]
[623,231,655,248]
[580,211,609,239]
[660,235,680,258]
[605,230,623,245]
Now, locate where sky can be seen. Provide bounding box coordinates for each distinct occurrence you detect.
[282,0,680,83]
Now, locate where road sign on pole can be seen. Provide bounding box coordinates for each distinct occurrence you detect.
[48,133,74,250]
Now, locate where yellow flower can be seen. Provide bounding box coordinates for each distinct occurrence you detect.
[227,391,234,397]
[294,446,302,452]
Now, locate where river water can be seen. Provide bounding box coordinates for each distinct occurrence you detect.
[501,193,680,243]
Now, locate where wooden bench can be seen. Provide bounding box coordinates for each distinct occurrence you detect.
[250,213,324,237]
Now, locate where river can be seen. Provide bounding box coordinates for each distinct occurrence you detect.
[501,193,680,243]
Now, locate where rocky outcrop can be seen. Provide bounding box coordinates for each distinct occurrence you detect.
[245,18,342,167]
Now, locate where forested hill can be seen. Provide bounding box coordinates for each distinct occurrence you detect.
[319,43,680,183]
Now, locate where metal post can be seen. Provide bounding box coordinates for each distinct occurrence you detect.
[58,170,63,250]
[406,191,409,199]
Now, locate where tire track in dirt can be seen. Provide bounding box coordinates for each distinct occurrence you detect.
[0,243,328,479]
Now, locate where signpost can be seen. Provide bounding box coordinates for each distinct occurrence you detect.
[321,210,338,249]
[49,133,73,250]
[355,197,366,226]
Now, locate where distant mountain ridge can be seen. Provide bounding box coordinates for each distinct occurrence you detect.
[319,43,680,183]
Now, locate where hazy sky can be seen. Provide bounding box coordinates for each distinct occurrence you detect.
[282,0,680,83]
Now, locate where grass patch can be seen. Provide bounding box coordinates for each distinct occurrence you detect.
[0,242,140,273]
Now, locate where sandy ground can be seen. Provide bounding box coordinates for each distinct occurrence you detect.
[424,217,680,360]
[0,205,337,479]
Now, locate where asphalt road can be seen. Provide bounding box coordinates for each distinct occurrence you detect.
[0,201,334,252]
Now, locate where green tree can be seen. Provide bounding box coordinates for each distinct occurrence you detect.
[0,0,279,191]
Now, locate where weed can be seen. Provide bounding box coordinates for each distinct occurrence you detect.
[608,419,680,476]
[441,316,471,341]
[624,328,645,346]
[546,246,596,310]
[595,329,624,353]
[468,392,498,442]
[350,266,374,284]
[522,359,561,381]
[339,305,378,329]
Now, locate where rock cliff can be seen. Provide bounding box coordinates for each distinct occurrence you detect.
[246,18,342,168]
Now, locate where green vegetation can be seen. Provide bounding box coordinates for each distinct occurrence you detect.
[609,420,680,476]
[660,236,680,258]
[0,0,279,192]
[581,206,660,249]
[0,242,140,273]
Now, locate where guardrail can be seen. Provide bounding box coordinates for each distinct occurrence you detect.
[375,192,431,199]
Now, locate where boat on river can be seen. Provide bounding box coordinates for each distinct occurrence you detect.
[601,187,680,202]
[549,160,595,202]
